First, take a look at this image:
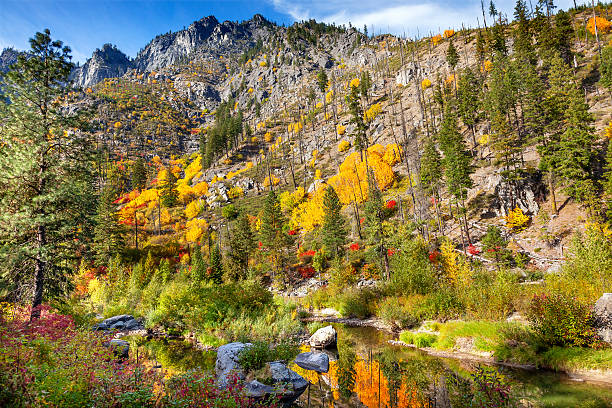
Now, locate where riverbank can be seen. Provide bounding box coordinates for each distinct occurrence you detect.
[300,309,612,387]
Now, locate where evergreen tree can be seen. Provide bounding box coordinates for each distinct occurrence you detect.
[161,167,178,207]
[364,172,390,279]
[446,40,459,71]
[554,9,574,65]
[543,56,597,208]
[321,186,347,258]
[346,84,367,152]
[159,258,172,283]
[420,138,443,197]
[260,190,285,248]
[438,106,474,244]
[0,30,96,318]
[229,212,255,279]
[192,245,207,282]
[359,71,372,101]
[513,0,536,65]
[93,183,125,266]
[131,157,147,191]
[317,69,328,93]
[208,242,223,284]
[456,68,481,151]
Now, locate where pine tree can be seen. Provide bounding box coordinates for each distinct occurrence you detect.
[420,137,444,233]
[438,106,474,245]
[420,138,443,197]
[321,186,347,258]
[345,84,367,153]
[208,242,223,284]
[131,157,147,191]
[317,69,328,93]
[554,9,574,65]
[192,245,207,282]
[159,258,172,283]
[260,190,284,248]
[161,167,178,207]
[93,183,125,266]
[456,68,481,151]
[446,40,459,71]
[364,172,390,279]
[543,56,597,209]
[513,0,536,65]
[0,30,96,318]
[359,71,372,101]
[229,212,255,279]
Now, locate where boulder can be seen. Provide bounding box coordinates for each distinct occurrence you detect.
[268,361,308,404]
[93,322,109,331]
[108,339,130,359]
[245,380,275,399]
[309,325,337,349]
[103,314,134,326]
[123,318,142,330]
[215,342,251,387]
[294,352,329,373]
[594,293,612,344]
[111,321,126,330]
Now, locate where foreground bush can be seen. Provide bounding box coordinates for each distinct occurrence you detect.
[0,305,278,407]
[526,293,600,348]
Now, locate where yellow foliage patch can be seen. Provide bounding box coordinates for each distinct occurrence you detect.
[587,16,611,35]
[338,140,350,152]
[505,207,530,232]
[421,78,432,90]
[185,218,208,243]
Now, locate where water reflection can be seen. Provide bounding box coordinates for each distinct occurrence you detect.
[291,325,612,408]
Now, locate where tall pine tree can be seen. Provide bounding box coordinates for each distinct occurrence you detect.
[321,186,347,258]
[0,30,96,318]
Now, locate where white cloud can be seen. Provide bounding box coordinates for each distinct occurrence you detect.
[268,0,577,37]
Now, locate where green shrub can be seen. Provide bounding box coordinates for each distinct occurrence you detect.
[376,296,419,329]
[238,341,271,371]
[398,331,437,348]
[338,287,378,318]
[416,288,463,320]
[413,333,437,348]
[389,237,437,295]
[526,293,599,347]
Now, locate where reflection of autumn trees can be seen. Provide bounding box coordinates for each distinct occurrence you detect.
[292,344,424,408]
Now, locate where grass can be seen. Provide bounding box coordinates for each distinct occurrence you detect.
[401,320,612,373]
[433,320,508,352]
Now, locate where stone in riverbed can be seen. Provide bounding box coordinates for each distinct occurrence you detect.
[268,361,308,404]
[294,352,329,373]
[245,380,275,398]
[594,293,612,344]
[309,325,337,349]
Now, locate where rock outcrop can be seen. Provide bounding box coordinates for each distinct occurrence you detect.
[71,44,132,88]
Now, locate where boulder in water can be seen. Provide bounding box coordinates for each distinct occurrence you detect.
[309,325,337,349]
[294,352,329,373]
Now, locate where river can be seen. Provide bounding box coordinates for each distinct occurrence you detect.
[126,324,612,407]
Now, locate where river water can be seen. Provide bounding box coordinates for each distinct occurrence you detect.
[127,324,612,407]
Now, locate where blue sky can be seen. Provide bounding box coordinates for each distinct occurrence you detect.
[1,0,577,63]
